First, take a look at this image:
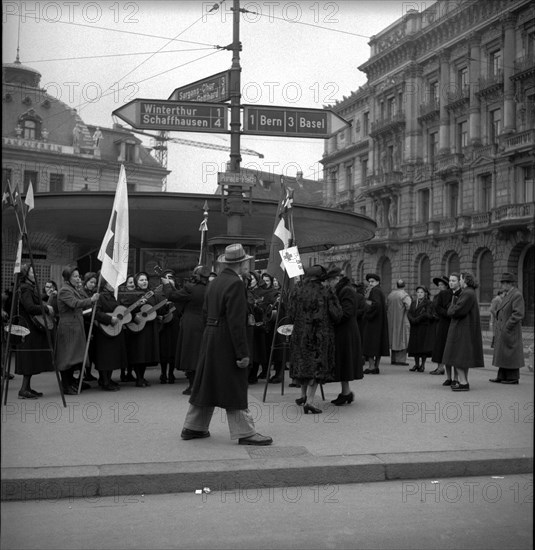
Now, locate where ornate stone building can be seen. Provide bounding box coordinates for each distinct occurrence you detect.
[320,0,534,326]
[2,60,169,283]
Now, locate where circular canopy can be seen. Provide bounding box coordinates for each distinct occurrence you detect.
[3,192,376,255]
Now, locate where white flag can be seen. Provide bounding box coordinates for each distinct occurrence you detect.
[279,246,304,279]
[274,218,291,248]
[13,238,23,274]
[98,165,129,297]
[25,181,35,212]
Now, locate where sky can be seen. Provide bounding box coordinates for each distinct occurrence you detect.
[2,0,411,193]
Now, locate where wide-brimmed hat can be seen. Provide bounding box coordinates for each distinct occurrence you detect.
[325,267,342,280]
[433,275,449,287]
[217,243,253,264]
[304,265,326,281]
[365,273,380,283]
[500,272,517,283]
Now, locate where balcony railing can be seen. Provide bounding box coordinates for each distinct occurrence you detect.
[514,53,535,75]
[478,70,504,94]
[446,85,470,104]
[370,111,406,135]
[492,203,534,223]
[418,99,440,118]
[471,143,497,161]
[500,129,535,155]
[472,212,492,229]
[440,217,457,232]
[413,223,427,236]
[434,153,464,176]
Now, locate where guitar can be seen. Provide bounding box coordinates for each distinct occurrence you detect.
[126,299,169,333]
[97,289,155,337]
[31,313,55,331]
[153,265,177,324]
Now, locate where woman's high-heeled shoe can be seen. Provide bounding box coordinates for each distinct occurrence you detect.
[295,396,307,405]
[331,392,354,406]
[303,404,322,414]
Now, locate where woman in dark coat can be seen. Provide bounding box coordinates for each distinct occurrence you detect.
[362,274,390,374]
[163,265,210,395]
[157,269,181,385]
[81,271,98,382]
[123,271,160,387]
[442,272,484,391]
[407,285,435,372]
[55,265,99,395]
[326,268,363,406]
[14,264,55,399]
[430,276,453,375]
[93,278,127,391]
[288,265,342,414]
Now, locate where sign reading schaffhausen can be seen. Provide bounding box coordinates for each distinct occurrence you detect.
[112,99,228,133]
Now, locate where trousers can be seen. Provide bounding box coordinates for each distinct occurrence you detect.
[183,404,256,440]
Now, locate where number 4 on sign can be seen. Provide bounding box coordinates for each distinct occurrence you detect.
[279,246,304,278]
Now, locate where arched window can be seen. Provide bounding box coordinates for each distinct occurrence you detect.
[357,261,365,283]
[19,112,42,140]
[380,257,392,293]
[419,255,431,289]
[446,252,460,275]
[478,250,494,303]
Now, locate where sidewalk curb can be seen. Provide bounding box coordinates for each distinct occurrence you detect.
[2,448,532,501]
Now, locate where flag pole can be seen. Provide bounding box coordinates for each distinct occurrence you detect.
[77,271,102,395]
[198,200,209,266]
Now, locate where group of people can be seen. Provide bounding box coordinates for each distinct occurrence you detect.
[385,271,526,390]
[3,241,527,446]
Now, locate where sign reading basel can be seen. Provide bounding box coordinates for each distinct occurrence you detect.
[112,99,228,133]
[243,105,349,139]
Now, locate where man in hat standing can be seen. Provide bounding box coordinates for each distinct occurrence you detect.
[362,273,390,374]
[181,244,273,445]
[430,275,453,376]
[386,280,411,366]
[490,272,526,384]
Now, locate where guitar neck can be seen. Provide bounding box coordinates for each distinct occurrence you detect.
[142,299,169,316]
[124,288,159,314]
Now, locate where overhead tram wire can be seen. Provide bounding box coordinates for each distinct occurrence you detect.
[3,11,218,48]
[237,6,370,39]
[24,48,216,63]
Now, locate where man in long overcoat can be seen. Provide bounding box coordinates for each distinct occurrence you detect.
[387,280,411,366]
[490,272,525,384]
[362,273,390,374]
[181,244,272,446]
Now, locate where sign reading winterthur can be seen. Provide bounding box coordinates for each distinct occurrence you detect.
[112,99,228,133]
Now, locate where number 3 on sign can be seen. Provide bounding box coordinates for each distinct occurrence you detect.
[287,116,294,128]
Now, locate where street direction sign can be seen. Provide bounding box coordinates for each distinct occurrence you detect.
[168,70,231,103]
[218,172,257,186]
[112,99,228,133]
[243,105,350,138]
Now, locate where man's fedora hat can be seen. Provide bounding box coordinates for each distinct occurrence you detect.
[217,243,253,264]
[365,273,381,283]
[325,266,342,280]
[500,272,517,283]
[192,265,211,279]
[433,275,449,287]
[304,265,326,281]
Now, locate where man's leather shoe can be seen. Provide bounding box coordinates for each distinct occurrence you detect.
[489,378,502,383]
[238,433,273,446]
[500,380,519,384]
[181,428,210,440]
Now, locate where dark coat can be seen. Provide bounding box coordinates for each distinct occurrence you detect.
[492,287,525,369]
[355,291,367,344]
[362,285,390,357]
[332,278,363,382]
[407,297,435,357]
[288,279,342,383]
[442,287,484,369]
[431,289,453,363]
[55,282,93,371]
[189,267,250,410]
[123,291,160,367]
[158,304,181,365]
[164,280,208,373]
[14,279,54,376]
[93,290,127,372]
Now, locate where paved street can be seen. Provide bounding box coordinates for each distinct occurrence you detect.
[1,474,532,550]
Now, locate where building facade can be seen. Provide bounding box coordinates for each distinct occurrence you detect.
[320,0,534,327]
[2,60,169,284]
